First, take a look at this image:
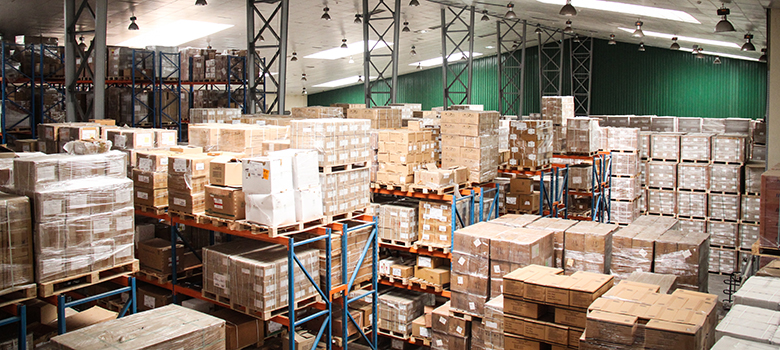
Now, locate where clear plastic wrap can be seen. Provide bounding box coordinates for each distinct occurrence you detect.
[563,221,618,274]
[290,106,345,119]
[649,132,684,160]
[752,143,767,161]
[677,163,710,191]
[709,193,740,221]
[378,203,418,244]
[566,117,601,154]
[611,176,642,201]
[638,131,652,159]
[650,116,677,132]
[708,220,738,247]
[482,296,504,350]
[740,222,760,249]
[377,290,434,336]
[320,167,370,216]
[0,193,33,292]
[189,107,242,124]
[105,128,154,150]
[290,118,371,168]
[710,247,737,274]
[680,133,713,161]
[33,176,134,283]
[499,120,510,150]
[507,120,552,170]
[646,161,677,188]
[568,164,593,192]
[488,228,554,294]
[49,304,226,350]
[541,96,574,126]
[712,134,748,163]
[677,192,708,218]
[346,108,402,128]
[63,139,112,155]
[440,111,500,183]
[610,200,640,224]
[610,215,676,279]
[202,240,274,300]
[603,127,639,151]
[647,189,676,215]
[677,117,703,133]
[525,217,576,268]
[702,118,727,133]
[654,230,709,291]
[416,198,471,247]
[678,217,707,233]
[0,152,45,191]
[709,163,741,192]
[611,152,640,176]
[716,304,780,345]
[742,195,760,222]
[188,123,287,155]
[13,151,127,195]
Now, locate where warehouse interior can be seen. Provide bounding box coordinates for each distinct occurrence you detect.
[0,0,779,349]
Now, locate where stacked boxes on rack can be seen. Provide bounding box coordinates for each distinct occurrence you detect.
[430,302,471,349]
[378,202,418,247]
[133,149,175,209]
[375,128,435,186]
[189,108,242,124]
[605,127,642,224]
[563,221,619,274]
[290,106,344,119]
[502,265,614,350]
[378,290,434,338]
[290,119,371,218]
[506,120,552,171]
[647,133,682,216]
[346,108,403,129]
[188,123,287,156]
[14,151,135,283]
[330,103,366,118]
[440,110,500,184]
[566,117,601,155]
[750,120,766,161]
[541,96,574,154]
[505,177,540,215]
[305,220,373,290]
[168,152,215,215]
[415,199,471,250]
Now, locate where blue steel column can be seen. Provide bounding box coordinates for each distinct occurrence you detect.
[93,0,107,119]
[371,217,378,347]
[18,304,26,350]
[341,224,348,348]
[287,237,295,350]
[171,225,178,304]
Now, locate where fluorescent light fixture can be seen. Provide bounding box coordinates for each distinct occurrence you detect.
[617,28,740,49]
[313,75,377,88]
[409,52,483,67]
[118,20,232,47]
[485,45,495,49]
[536,0,699,23]
[678,47,759,61]
[305,40,390,60]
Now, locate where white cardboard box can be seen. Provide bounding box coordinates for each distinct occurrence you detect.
[271,149,320,190]
[246,191,296,227]
[242,156,293,194]
[734,276,780,311]
[294,186,323,222]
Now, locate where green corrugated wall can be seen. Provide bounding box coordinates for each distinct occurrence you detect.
[308,38,767,119]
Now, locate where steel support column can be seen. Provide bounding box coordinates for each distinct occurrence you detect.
[538,27,564,111]
[570,36,593,116]
[497,19,526,116]
[247,0,288,114]
[362,0,401,107]
[441,6,475,109]
[64,0,106,121]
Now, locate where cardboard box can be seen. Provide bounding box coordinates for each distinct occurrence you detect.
[136,151,173,173]
[412,316,430,339]
[134,187,168,207]
[414,267,450,286]
[391,264,414,279]
[132,169,167,189]
[210,156,243,187]
[137,238,184,274]
[206,185,245,220]
[510,177,535,194]
[169,154,212,178]
[210,309,263,350]
[138,283,174,311]
[242,156,293,194]
[169,190,206,214]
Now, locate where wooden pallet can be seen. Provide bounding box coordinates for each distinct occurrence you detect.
[752,241,780,257]
[371,182,411,192]
[379,238,414,248]
[233,295,321,321]
[412,242,451,255]
[169,210,207,224]
[39,259,139,298]
[201,215,244,231]
[135,204,167,216]
[202,290,232,306]
[680,159,712,164]
[238,216,327,237]
[677,215,707,221]
[650,158,680,162]
[320,162,368,174]
[500,163,551,172]
[136,265,203,284]
[449,308,482,322]
[325,207,369,224]
[565,151,599,157]
[647,186,676,191]
[709,190,741,195]
[409,336,431,347]
[610,149,639,154]
[381,275,410,286]
[712,161,745,166]
[407,183,465,195]
[408,277,448,293]
[676,188,708,193]
[646,212,676,217]
[0,284,37,308]
[378,328,411,340]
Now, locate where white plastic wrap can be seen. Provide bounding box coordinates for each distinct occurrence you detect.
[377,290,434,336]
[677,163,710,191]
[320,167,370,216]
[710,163,741,192]
[712,134,747,163]
[650,132,684,160]
[290,118,371,168]
[647,188,676,215]
[646,161,677,188]
[0,193,33,292]
[709,193,740,221]
[611,152,640,176]
[566,117,601,154]
[603,127,639,151]
[13,150,127,195]
[677,191,708,218]
[680,133,713,161]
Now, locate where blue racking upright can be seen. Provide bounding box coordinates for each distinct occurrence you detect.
[157,51,182,139]
[131,49,156,127]
[55,277,138,334]
[0,42,36,144]
[38,44,67,131]
[0,304,27,350]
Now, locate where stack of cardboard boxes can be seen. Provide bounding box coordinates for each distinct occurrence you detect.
[430,302,471,349]
[378,202,418,247]
[330,103,366,118]
[604,127,642,224]
[304,221,373,291]
[654,230,709,291]
[563,221,619,275]
[507,120,552,171]
[440,110,499,184]
[168,152,215,215]
[505,177,539,214]
[415,199,470,250]
[346,108,403,129]
[375,128,435,186]
[205,156,245,220]
[566,117,601,155]
[378,290,434,338]
[188,123,287,156]
[502,265,615,350]
[291,106,344,119]
[0,193,33,294]
[189,108,243,124]
[541,96,574,153]
[610,216,678,280]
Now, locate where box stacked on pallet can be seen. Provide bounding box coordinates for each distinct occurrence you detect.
[291,106,344,119]
[488,226,555,298]
[347,108,403,129]
[0,193,33,295]
[524,217,576,269]
[189,108,242,124]
[563,221,618,274]
[506,120,552,171]
[479,296,504,350]
[450,222,504,316]
[505,177,540,214]
[430,302,472,349]
[205,155,246,220]
[308,220,373,291]
[414,199,472,251]
[375,128,435,186]
[610,216,678,280]
[566,117,601,155]
[133,150,174,210]
[541,96,573,153]
[751,120,767,161]
[330,103,366,118]
[503,265,613,350]
[14,152,135,284]
[388,103,423,120]
[409,118,442,165]
[440,110,500,184]
[168,153,215,215]
[716,304,780,345]
[606,127,642,224]
[378,202,418,247]
[581,281,717,350]
[378,290,434,338]
[188,123,287,155]
[654,230,709,291]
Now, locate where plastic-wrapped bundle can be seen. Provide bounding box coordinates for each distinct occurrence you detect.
[646,161,677,188]
[563,221,619,274]
[654,230,709,291]
[610,215,677,280]
[189,107,242,123]
[650,132,684,160]
[525,217,576,269]
[741,194,760,222]
[488,227,554,297]
[507,120,552,171]
[565,117,601,154]
[49,304,225,350]
[290,106,345,119]
[610,200,640,224]
[378,203,418,245]
[709,163,741,192]
[712,134,748,163]
[290,118,371,168]
[709,193,740,221]
[482,296,504,350]
[611,152,640,176]
[680,133,713,161]
[320,168,370,216]
[677,117,703,132]
[440,111,500,183]
[541,96,574,126]
[188,123,287,155]
[568,164,593,192]
[611,176,642,201]
[710,247,737,274]
[377,290,434,337]
[639,131,652,159]
[740,223,760,249]
[13,151,126,194]
[651,116,677,132]
[346,108,402,129]
[0,193,33,292]
[603,127,639,151]
[416,199,471,248]
[646,189,676,215]
[708,221,738,247]
[677,192,708,218]
[678,217,707,233]
[677,163,710,191]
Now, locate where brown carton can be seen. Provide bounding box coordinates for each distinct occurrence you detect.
[132,169,167,189]
[210,156,243,187]
[210,308,264,350]
[134,187,168,207]
[205,185,245,220]
[137,238,184,274]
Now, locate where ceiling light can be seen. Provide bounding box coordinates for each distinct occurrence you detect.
[713,56,722,64]
[306,40,390,60]
[535,0,699,24]
[535,24,542,34]
[759,48,767,63]
[505,3,516,19]
[416,63,422,70]
[715,5,735,33]
[128,16,139,30]
[486,45,495,49]
[573,34,580,43]
[321,7,331,21]
[78,36,87,51]
[409,51,483,67]
[118,20,232,47]
[632,20,644,38]
[358,75,364,83]
[512,41,519,49]
[617,28,740,49]
[696,47,705,59]
[560,0,577,16]
[679,47,759,61]
[741,33,755,51]
[691,44,699,54]
[354,14,362,24]
[291,52,298,61]
[348,56,354,63]
[302,87,307,95]
[259,34,265,42]
[481,10,490,21]
[411,45,417,55]
[402,22,410,32]
[563,20,573,34]
[341,39,348,49]
[301,74,307,81]
[410,0,420,6]
[314,75,376,88]
[638,42,645,51]
[608,34,616,45]
[195,0,207,5]
[670,37,680,50]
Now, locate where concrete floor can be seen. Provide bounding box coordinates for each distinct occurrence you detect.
[709,272,739,319]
